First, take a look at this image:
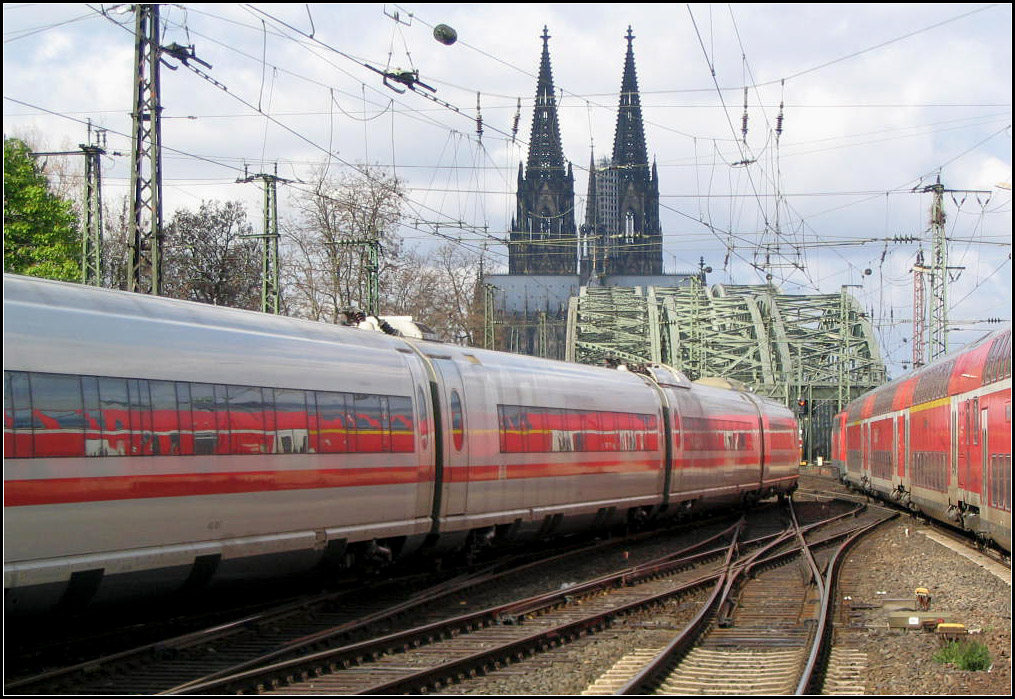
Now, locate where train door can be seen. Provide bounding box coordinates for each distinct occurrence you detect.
[956,397,985,503]
[980,405,989,506]
[893,416,903,487]
[905,411,913,482]
[431,357,470,515]
[862,422,870,482]
[957,398,970,492]
[668,399,683,500]
[949,400,960,503]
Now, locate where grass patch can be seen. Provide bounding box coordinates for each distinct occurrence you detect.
[933,640,992,671]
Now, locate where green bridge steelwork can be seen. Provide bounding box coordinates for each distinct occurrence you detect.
[565,281,886,461]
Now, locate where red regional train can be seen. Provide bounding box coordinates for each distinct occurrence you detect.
[831,326,1011,552]
[3,274,798,615]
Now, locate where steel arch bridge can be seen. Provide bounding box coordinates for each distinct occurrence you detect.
[564,281,886,459]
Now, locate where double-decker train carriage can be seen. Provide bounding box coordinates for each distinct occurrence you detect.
[832,326,1011,552]
[3,274,798,615]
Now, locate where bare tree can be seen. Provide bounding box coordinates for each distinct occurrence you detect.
[101,195,132,290]
[162,200,261,309]
[283,164,405,323]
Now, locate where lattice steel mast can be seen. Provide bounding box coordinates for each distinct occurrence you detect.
[237,168,286,314]
[927,177,948,360]
[80,125,106,287]
[912,250,928,368]
[31,124,107,286]
[127,3,164,295]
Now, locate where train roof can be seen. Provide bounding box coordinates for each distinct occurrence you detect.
[841,324,1011,422]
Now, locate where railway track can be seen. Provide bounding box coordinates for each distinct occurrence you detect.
[174,502,865,695]
[584,500,895,696]
[165,522,744,695]
[6,499,881,696]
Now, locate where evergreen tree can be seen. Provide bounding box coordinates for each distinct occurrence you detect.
[3,136,80,281]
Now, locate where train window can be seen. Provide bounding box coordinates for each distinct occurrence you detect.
[450,390,464,451]
[306,392,321,454]
[571,410,586,450]
[499,405,519,453]
[4,372,418,460]
[212,385,230,454]
[985,330,1013,384]
[497,404,656,454]
[972,397,980,445]
[175,382,193,455]
[129,379,156,455]
[352,393,386,453]
[274,389,309,454]
[30,373,85,457]
[913,360,954,405]
[190,383,218,455]
[146,381,177,455]
[316,392,350,453]
[545,408,573,452]
[4,371,35,458]
[389,396,414,452]
[97,377,130,456]
[3,372,16,457]
[520,410,534,452]
[380,396,393,452]
[417,387,429,439]
[228,385,267,455]
[81,377,101,456]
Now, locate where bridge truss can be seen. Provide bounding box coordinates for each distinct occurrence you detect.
[565,281,886,460]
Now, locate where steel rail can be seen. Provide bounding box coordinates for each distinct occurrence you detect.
[170,506,870,695]
[613,500,882,695]
[795,512,897,695]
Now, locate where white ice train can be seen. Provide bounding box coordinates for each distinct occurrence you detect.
[3,274,798,614]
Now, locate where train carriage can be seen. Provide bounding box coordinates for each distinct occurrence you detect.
[834,326,1012,552]
[4,276,440,611]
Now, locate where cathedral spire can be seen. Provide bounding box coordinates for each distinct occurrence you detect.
[509,26,577,277]
[526,26,566,178]
[612,26,648,175]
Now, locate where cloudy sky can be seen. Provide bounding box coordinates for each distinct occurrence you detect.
[4,3,1011,375]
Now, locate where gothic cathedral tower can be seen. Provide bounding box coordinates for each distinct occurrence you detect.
[582,27,662,279]
[509,27,577,275]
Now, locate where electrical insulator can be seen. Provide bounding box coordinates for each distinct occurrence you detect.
[741,86,749,142]
[511,98,521,143]
[475,92,483,141]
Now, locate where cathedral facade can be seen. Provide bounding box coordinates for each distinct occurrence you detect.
[509,26,662,281]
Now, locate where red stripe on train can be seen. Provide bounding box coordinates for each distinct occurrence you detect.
[4,467,422,506]
[5,454,790,506]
